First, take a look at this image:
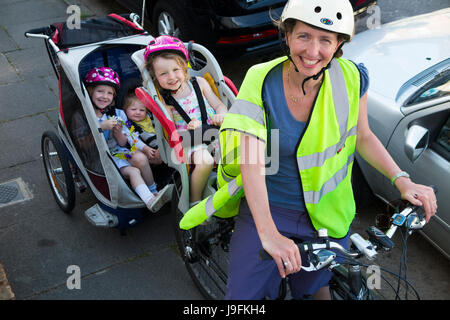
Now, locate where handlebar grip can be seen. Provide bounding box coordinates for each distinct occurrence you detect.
[413,205,425,218]
[366,226,394,250]
[24,26,50,37]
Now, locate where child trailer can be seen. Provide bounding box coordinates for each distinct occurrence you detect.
[25,13,173,234]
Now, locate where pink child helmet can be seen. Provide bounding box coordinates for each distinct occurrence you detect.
[143,35,189,62]
[84,67,121,90]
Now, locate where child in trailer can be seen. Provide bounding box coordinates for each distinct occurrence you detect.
[122,91,162,165]
[83,66,170,212]
[143,36,228,206]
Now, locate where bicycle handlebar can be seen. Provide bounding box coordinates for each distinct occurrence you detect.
[259,198,433,267]
[258,239,359,261]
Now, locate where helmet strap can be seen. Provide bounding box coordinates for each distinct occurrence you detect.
[301,64,329,95]
[94,105,109,115]
[300,41,346,95]
[279,30,300,73]
[281,29,347,95]
[288,54,299,73]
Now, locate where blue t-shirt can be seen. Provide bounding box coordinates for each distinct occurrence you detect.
[264,61,369,211]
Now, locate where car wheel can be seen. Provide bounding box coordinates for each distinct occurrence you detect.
[152,0,194,41]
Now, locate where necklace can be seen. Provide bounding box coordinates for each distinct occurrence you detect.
[287,66,302,103]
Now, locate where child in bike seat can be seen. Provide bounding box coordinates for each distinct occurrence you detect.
[83,66,170,212]
[144,35,228,206]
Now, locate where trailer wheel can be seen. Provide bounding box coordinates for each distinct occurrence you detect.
[41,131,75,213]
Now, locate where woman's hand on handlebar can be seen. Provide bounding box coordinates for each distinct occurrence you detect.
[395,178,437,222]
[260,230,302,278]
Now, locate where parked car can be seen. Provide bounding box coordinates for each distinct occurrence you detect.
[344,8,450,259]
[116,0,376,58]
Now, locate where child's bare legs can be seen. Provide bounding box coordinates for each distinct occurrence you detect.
[120,152,161,211]
[129,151,156,191]
[190,148,214,203]
[120,165,145,190]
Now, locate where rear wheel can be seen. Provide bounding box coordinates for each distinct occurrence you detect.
[172,173,233,300]
[41,131,75,213]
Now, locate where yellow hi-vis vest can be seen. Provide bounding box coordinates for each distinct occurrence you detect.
[180,56,361,238]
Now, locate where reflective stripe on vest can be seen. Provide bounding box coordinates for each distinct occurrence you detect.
[297,58,360,237]
[297,59,357,206]
[303,153,354,204]
[227,99,265,127]
[179,174,243,229]
[205,175,243,218]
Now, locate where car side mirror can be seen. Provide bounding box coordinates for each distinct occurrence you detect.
[405,125,429,162]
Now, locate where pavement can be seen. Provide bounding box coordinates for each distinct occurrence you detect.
[0,0,202,300]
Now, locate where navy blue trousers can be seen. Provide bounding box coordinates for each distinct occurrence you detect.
[225,200,350,300]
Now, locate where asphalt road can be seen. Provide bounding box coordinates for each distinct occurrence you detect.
[0,0,448,302]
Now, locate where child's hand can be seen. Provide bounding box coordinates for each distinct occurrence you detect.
[112,121,123,135]
[187,119,202,130]
[143,146,162,164]
[100,119,118,131]
[211,114,225,126]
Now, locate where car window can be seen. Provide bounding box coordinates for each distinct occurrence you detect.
[436,116,450,153]
[409,69,450,105]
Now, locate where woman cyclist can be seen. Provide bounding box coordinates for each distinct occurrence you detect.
[221,0,437,299]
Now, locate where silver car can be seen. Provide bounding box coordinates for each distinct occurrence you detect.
[344,8,450,259]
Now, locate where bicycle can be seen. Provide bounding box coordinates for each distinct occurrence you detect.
[172,172,234,300]
[259,200,433,300]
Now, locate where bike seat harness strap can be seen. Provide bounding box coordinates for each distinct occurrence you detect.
[161,77,219,146]
[126,118,158,147]
[162,77,208,126]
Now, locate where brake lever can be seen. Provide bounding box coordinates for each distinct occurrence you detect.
[405,211,426,234]
[301,249,336,272]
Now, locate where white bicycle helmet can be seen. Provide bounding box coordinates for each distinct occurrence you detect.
[281,0,355,40]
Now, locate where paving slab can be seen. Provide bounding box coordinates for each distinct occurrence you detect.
[4,16,66,51]
[0,0,70,28]
[4,46,55,80]
[0,157,189,299]
[30,246,203,300]
[0,77,58,122]
[0,26,20,53]
[0,113,56,168]
[0,52,21,85]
